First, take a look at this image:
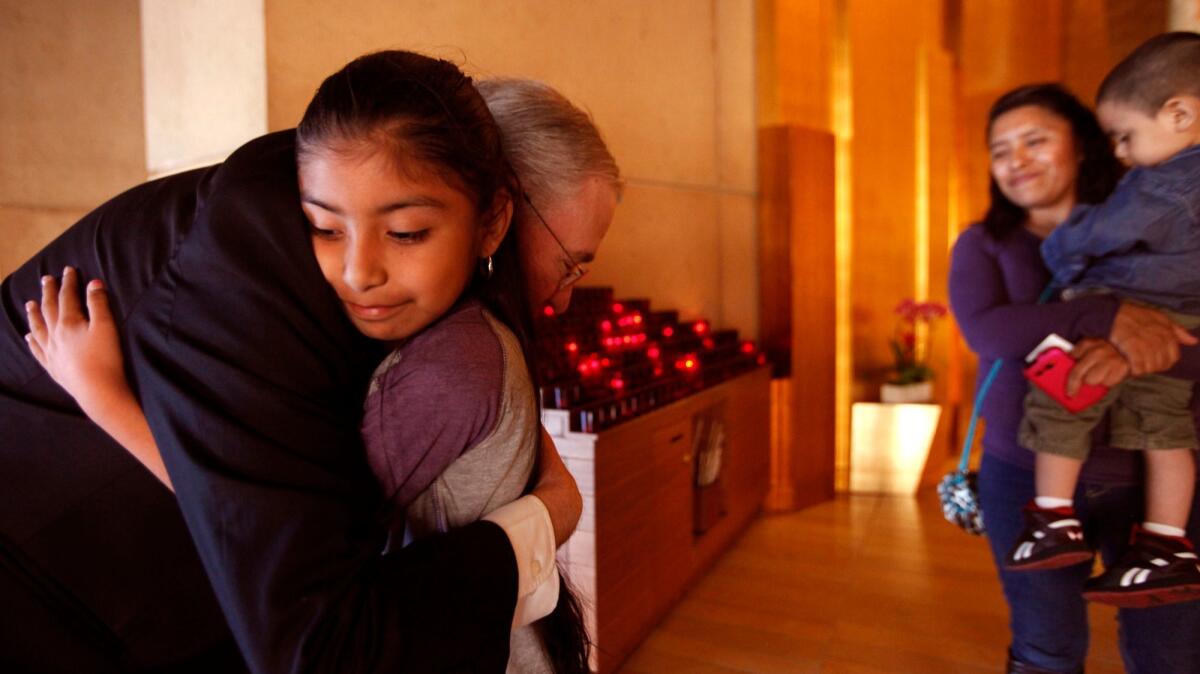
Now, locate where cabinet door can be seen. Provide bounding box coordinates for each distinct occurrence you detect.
[592,416,694,673]
[593,431,659,673]
[723,374,771,518]
[650,418,695,605]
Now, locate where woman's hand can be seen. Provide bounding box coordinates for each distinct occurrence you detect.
[1109,301,1198,375]
[25,268,133,415]
[1066,338,1130,397]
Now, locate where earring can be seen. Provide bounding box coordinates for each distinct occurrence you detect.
[485,256,494,279]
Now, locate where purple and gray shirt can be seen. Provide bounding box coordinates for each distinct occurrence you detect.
[360,299,551,673]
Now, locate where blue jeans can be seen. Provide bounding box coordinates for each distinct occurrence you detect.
[978,452,1200,673]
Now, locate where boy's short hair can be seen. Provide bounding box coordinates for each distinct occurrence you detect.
[1098,31,1200,114]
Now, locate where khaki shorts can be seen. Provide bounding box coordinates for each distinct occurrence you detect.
[1019,307,1200,460]
[1020,373,1197,460]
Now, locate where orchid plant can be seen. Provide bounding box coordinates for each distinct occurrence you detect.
[889,298,948,385]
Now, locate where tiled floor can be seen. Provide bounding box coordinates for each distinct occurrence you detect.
[617,491,1126,673]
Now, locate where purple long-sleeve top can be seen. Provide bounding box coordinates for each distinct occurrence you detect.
[949,222,1200,484]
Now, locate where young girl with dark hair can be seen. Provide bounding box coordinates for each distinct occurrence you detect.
[25,50,588,673]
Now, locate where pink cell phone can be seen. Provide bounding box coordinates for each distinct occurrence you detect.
[1023,334,1108,414]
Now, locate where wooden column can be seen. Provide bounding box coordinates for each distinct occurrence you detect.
[759,126,837,510]
[757,0,839,510]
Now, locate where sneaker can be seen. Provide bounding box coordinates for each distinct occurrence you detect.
[1004,502,1093,571]
[1082,526,1200,608]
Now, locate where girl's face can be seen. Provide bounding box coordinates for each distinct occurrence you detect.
[300,145,508,343]
[988,105,1080,215]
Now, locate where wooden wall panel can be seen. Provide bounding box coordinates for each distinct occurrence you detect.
[756,0,836,131]
[1105,0,1169,62]
[958,1,1067,240]
[758,126,837,508]
[758,126,796,376]
[924,45,959,468]
[788,128,838,506]
[1063,0,1113,102]
[847,0,922,398]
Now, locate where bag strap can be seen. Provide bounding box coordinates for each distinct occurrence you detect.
[957,283,1058,472]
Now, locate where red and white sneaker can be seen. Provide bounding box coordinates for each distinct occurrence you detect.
[1083,526,1200,608]
[1004,502,1093,571]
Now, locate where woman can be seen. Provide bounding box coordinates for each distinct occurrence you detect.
[949,83,1200,674]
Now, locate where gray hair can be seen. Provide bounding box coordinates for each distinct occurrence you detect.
[477,78,621,205]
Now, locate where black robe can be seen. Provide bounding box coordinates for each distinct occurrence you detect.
[0,131,516,673]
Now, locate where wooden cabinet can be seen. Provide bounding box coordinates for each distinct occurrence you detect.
[546,367,771,673]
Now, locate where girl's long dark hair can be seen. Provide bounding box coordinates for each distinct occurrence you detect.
[477,189,591,674]
[297,50,589,673]
[982,83,1124,240]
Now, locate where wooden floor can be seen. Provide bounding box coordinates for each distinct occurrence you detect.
[616,490,1127,674]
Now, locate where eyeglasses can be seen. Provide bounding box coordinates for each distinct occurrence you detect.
[522,192,588,292]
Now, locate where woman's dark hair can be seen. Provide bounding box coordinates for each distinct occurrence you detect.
[298,50,589,673]
[982,83,1124,240]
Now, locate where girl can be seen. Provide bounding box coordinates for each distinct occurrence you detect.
[25,50,587,674]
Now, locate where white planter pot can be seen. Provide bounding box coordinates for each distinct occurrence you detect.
[880,380,933,404]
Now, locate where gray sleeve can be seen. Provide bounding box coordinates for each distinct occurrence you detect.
[361,306,505,509]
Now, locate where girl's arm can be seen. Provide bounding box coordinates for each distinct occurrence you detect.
[23,268,173,490]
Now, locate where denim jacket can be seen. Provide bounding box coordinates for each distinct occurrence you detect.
[1042,143,1200,315]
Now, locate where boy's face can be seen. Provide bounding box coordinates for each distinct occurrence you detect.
[1098,99,1195,167]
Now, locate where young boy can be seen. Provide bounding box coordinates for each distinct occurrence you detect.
[1007,32,1200,608]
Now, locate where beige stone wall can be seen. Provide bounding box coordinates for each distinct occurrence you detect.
[141,0,267,177]
[265,0,759,337]
[0,0,145,278]
[0,0,268,278]
[1,2,757,338]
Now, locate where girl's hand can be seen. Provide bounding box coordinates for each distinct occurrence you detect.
[1109,301,1198,375]
[25,268,132,415]
[1066,338,1130,397]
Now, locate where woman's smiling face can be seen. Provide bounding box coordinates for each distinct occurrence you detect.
[300,144,501,343]
[988,104,1080,216]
